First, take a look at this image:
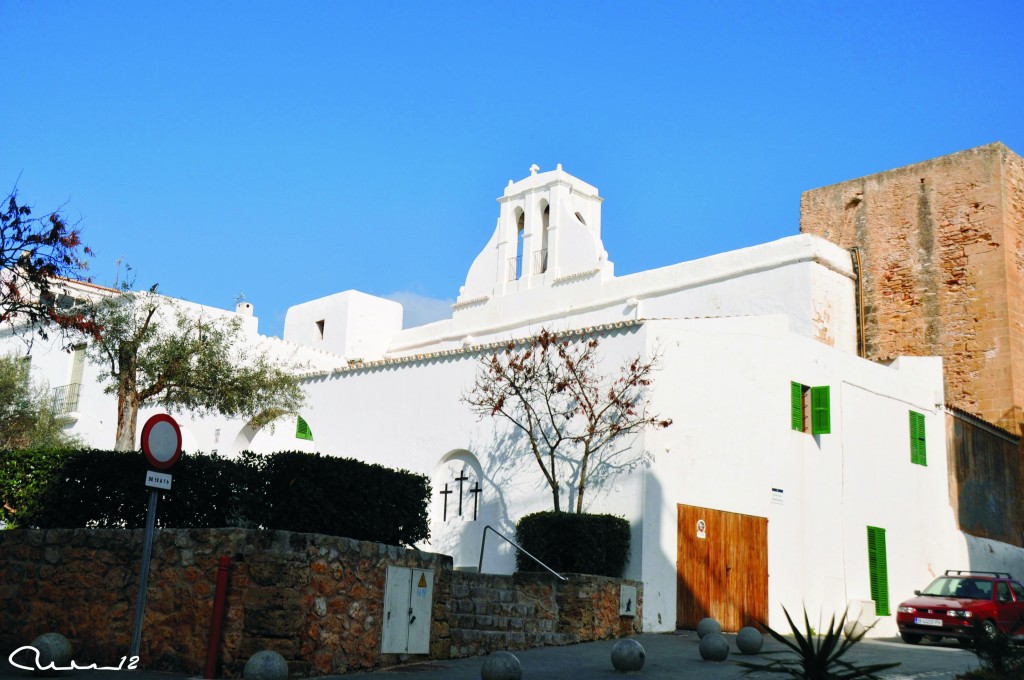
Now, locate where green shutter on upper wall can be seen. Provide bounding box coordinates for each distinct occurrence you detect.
[909,411,926,466]
[867,526,890,616]
[791,382,803,431]
[296,416,313,441]
[811,385,831,435]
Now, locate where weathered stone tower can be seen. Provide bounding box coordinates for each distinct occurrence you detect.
[801,142,1024,436]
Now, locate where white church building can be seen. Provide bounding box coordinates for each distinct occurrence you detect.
[5,164,1022,636]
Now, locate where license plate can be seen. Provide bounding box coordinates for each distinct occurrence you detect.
[915,617,943,627]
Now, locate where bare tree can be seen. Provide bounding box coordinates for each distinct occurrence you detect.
[0,190,96,342]
[463,328,671,513]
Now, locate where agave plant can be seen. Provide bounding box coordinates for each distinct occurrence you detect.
[735,607,900,680]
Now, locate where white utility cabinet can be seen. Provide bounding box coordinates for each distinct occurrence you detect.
[382,566,434,654]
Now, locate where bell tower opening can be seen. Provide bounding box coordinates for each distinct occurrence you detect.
[538,202,550,274]
[515,209,525,280]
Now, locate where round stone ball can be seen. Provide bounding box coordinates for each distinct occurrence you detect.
[610,638,646,672]
[698,633,730,662]
[29,633,72,675]
[244,650,288,680]
[696,617,722,639]
[481,651,522,680]
[736,626,764,654]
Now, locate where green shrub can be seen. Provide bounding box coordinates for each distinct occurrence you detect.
[515,511,630,577]
[257,451,430,545]
[18,449,254,529]
[736,607,899,680]
[2,448,430,546]
[0,448,75,527]
[956,617,1024,680]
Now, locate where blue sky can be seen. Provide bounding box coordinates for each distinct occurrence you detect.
[3,2,1022,337]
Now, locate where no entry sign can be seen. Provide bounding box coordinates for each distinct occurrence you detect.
[132,413,183,658]
[141,414,182,470]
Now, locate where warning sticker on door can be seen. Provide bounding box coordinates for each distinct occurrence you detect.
[417,573,428,589]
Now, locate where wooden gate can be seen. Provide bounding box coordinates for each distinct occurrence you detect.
[676,504,768,631]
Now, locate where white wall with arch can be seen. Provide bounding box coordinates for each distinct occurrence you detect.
[428,450,490,569]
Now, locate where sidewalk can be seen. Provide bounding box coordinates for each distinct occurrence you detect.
[3,632,980,680]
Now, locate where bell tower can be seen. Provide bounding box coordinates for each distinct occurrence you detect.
[456,164,612,306]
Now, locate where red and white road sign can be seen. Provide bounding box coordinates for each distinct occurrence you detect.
[141,414,182,470]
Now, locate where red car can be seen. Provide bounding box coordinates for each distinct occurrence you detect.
[896,570,1024,644]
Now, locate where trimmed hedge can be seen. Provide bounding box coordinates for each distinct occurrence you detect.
[515,511,631,577]
[0,448,72,526]
[0,449,430,546]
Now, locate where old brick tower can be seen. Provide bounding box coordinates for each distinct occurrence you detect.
[801,142,1024,437]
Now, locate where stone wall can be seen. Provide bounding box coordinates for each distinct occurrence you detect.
[0,528,450,676]
[444,572,642,657]
[946,409,1024,546]
[800,142,1024,436]
[0,529,641,676]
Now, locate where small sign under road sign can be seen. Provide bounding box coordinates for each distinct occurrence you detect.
[145,471,172,490]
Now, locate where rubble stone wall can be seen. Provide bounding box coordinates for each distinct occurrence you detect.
[0,529,641,676]
[801,142,1024,435]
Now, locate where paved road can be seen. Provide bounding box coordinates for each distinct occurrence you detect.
[2,632,980,679]
[2,634,974,680]
[340,633,979,679]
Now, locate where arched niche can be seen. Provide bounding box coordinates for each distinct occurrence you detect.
[429,450,487,568]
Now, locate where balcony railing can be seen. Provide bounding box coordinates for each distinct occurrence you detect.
[533,249,548,275]
[507,249,548,281]
[507,256,521,281]
[51,383,82,415]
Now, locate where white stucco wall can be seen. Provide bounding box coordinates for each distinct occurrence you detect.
[0,288,342,454]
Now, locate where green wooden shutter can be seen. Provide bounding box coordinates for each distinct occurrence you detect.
[811,385,831,435]
[296,416,313,441]
[867,526,890,616]
[791,382,804,431]
[909,411,926,466]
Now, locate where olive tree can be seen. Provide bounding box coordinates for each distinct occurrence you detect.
[463,328,671,513]
[0,353,80,450]
[85,287,306,451]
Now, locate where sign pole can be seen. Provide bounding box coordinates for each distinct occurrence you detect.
[130,413,183,661]
[130,489,159,657]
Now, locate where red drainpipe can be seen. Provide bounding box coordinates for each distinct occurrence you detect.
[204,556,231,679]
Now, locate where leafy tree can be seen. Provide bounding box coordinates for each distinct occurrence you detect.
[0,190,95,342]
[463,328,671,513]
[84,287,306,451]
[0,354,81,451]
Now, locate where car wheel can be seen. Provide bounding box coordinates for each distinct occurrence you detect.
[982,620,999,639]
[900,632,923,645]
[925,635,943,642]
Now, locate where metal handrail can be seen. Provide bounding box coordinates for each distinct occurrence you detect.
[477,525,568,581]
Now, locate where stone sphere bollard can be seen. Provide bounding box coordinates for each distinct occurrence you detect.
[736,627,764,654]
[696,617,722,639]
[244,650,289,680]
[29,633,72,676]
[481,651,522,680]
[843,619,867,640]
[698,633,730,662]
[610,638,646,672]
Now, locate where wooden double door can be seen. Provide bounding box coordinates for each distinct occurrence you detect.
[676,504,768,631]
